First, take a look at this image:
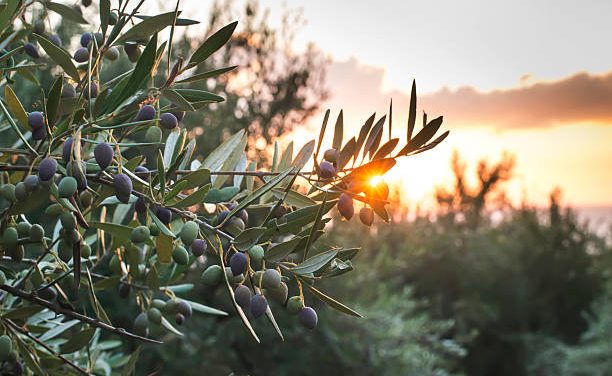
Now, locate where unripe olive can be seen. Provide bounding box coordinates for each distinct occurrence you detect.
[286,296,305,314]
[147,307,162,325]
[109,254,122,275]
[3,227,18,251]
[0,184,16,202]
[318,161,336,179]
[57,239,72,262]
[155,206,171,225]
[134,196,147,213]
[81,242,91,258]
[144,125,162,144]
[113,173,132,203]
[323,148,338,163]
[175,313,185,325]
[108,11,118,25]
[61,84,76,98]
[14,182,28,201]
[104,46,120,60]
[29,224,44,242]
[298,306,318,329]
[118,283,130,299]
[58,176,77,198]
[73,47,89,63]
[80,33,92,48]
[201,265,223,286]
[338,193,354,220]
[60,212,76,230]
[136,105,156,121]
[49,34,62,47]
[263,268,281,289]
[38,158,57,181]
[24,43,40,59]
[16,222,31,237]
[31,126,47,140]
[176,300,192,318]
[151,299,165,310]
[225,266,244,284]
[23,175,40,192]
[190,239,207,257]
[65,229,81,244]
[268,281,288,304]
[250,294,268,318]
[359,206,374,226]
[32,20,45,35]
[27,111,45,130]
[230,217,245,232]
[45,203,63,216]
[79,190,93,208]
[130,226,150,243]
[172,246,189,265]
[248,245,264,263]
[38,286,57,301]
[229,252,248,276]
[234,285,252,310]
[134,166,150,181]
[0,335,12,361]
[162,300,179,314]
[159,113,178,130]
[133,312,148,337]
[179,221,198,245]
[148,223,160,237]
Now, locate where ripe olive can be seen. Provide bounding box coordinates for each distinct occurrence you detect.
[113,173,132,203]
[298,306,318,329]
[250,294,268,319]
[338,193,354,220]
[229,252,248,276]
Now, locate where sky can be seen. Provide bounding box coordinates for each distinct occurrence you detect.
[175,0,612,212]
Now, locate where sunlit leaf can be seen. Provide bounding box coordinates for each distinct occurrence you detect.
[33,34,80,82]
[187,21,238,69]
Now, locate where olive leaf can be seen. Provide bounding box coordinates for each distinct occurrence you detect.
[33,34,80,82]
[303,283,363,318]
[47,2,88,24]
[114,12,177,45]
[187,21,238,69]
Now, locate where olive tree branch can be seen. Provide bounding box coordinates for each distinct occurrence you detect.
[0,284,162,345]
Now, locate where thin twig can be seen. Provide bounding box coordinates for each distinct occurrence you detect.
[3,318,89,375]
[0,284,162,345]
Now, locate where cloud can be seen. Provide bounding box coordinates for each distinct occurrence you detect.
[326,58,612,129]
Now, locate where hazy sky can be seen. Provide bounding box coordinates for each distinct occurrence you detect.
[175,0,612,208]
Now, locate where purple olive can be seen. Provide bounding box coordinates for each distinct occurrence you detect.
[80,32,92,47]
[134,166,150,181]
[31,126,47,141]
[113,173,132,203]
[49,34,62,47]
[38,158,57,181]
[338,193,354,220]
[83,82,98,99]
[298,306,318,329]
[136,105,156,121]
[159,113,178,130]
[190,239,207,257]
[73,47,89,63]
[94,142,114,170]
[134,196,147,213]
[28,112,44,130]
[318,161,336,179]
[156,206,172,225]
[229,252,247,276]
[234,285,252,311]
[24,43,40,59]
[250,294,268,318]
[62,137,73,163]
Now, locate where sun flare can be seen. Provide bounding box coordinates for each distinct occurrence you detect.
[369,175,384,187]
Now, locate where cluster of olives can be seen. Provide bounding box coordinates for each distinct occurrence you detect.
[133,298,193,336]
[201,239,318,330]
[136,104,183,131]
[0,218,46,262]
[318,148,379,227]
